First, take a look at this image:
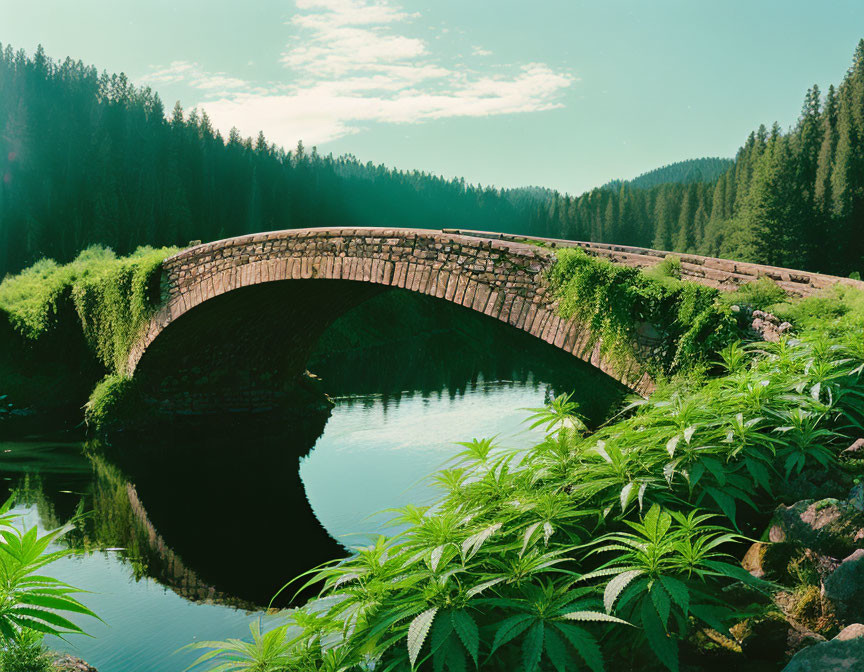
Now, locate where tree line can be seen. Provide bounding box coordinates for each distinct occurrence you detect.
[527,40,864,276]
[601,157,732,192]
[2,41,864,278]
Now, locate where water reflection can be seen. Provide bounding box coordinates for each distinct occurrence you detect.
[0,291,628,670]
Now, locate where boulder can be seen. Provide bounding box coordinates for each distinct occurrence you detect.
[769,499,864,557]
[823,549,864,622]
[782,623,864,671]
[787,627,827,656]
[836,624,864,641]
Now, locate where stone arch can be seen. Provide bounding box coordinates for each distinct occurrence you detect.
[127,228,655,396]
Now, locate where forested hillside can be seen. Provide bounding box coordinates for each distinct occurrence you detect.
[1,41,864,278]
[602,157,733,191]
[0,45,535,277]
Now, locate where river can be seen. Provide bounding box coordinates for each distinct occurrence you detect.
[0,292,626,670]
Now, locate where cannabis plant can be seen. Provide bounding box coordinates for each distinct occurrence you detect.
[0,502,98,642]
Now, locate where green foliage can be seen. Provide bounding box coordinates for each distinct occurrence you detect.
[189,283,864,672]
[602,158,734,191]
[0,500,98,644]
[83,374,145,431]
[721,277,788,310]
[183,621,297,672]
[642,255,683,286]
[547,248,739,375]
[0,245,177,373]
[584,506,762,672]
[0,629,54,672]
[771,284,864,336]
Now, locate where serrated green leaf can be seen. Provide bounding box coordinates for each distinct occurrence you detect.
[522,621,544,672]
[543,626,570,672]
[451,610,479,666]
[552,622,604,672]
[650,583,671,626]
[408,607,438,668]
[641,596,678,672]
[658,576,689,615]
[490,614,534,655]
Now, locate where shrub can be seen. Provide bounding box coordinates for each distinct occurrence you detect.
[642,254,683,285]
[0,245,178,373]
[183,621,296,672]
[722,277,787,311]
[0,630,54,672]
[547,248,739,375]
[0,499,98,659]
[83,374,145,431]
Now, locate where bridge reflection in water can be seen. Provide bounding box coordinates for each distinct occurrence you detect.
[0,289,626,670]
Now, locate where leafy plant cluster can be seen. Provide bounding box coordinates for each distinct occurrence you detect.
[187,288,864,672]
[547,248,740,376]
[0,245,177,374]
[0,500,98,670]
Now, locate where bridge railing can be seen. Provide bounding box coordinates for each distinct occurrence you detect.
[444,228,864,298]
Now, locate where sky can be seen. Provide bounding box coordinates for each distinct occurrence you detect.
[1,0,863,194]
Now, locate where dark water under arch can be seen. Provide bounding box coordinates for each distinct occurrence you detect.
[0,290,626,671]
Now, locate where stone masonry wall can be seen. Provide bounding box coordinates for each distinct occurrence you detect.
[127,227,654,395]
[128,227,864,399]
[448,230,864,298]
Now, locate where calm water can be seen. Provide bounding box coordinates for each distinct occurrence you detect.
[0,297,626,671]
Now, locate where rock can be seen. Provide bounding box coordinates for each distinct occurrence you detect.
[742,541,797,580]
[823,549,864,622]
[787,627,827,655]
[845,439,864,456]
[51,653,98,671]
[836,624,864,641]
[769,499,864,557]
[750,310,786,342]
[782,623,864,671]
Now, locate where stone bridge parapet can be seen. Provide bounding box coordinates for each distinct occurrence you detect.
[127,227,654,395]
[127,227,864,400]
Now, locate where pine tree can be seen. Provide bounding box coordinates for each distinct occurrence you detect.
[675,185,696,252]
[815,85,838,215]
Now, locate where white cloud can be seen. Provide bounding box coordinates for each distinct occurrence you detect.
[471,45,492,57]
[142,1,575,147]
[142,60,249,95]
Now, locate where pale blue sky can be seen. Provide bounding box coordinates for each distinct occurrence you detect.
[2,0,863,194]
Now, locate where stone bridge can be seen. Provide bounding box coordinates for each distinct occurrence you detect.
[126,227,863,410]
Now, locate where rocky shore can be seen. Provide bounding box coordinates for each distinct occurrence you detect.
[683,438,864,670]
[51,653,97,671]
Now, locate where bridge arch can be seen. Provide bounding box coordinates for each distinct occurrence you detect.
[127,227,654,398]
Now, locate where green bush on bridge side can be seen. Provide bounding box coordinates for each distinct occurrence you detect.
[547,248,740,377]
[0,245,178,374]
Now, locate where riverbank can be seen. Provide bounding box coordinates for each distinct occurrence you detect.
[195,281,864,671]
